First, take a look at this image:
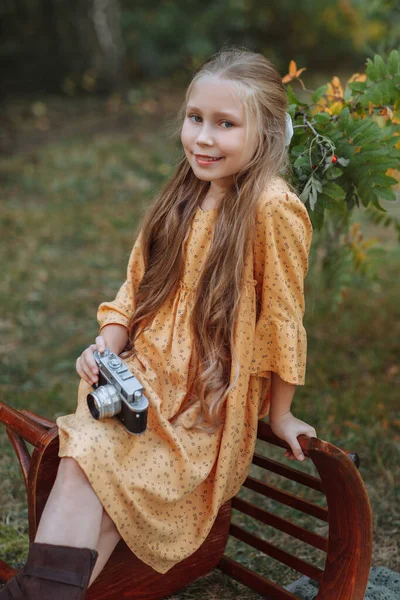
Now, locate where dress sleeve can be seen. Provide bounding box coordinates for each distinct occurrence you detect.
[250,189,313,385]
[97,230,145,333]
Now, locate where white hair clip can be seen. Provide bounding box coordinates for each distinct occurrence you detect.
[285,112,294,146]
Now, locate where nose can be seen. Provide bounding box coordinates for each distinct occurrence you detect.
[195,122,214,147]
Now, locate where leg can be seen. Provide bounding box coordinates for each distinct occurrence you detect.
[35,457,103,549]
[88,510,121,587]
[0,457,102,599]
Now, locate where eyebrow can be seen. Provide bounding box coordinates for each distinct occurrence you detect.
[186,105,240,120]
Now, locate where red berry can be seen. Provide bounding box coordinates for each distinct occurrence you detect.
[332,155,337,163]
[312,164,316,170]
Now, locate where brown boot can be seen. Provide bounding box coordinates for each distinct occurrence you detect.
[0,542,98,599]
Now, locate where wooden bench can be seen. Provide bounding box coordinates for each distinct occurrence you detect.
[0,400,373,599]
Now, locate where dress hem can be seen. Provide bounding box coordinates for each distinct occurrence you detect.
[57,445,184,575]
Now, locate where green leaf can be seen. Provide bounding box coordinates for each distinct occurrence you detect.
[294,155,311,169]
[309,185,318,210]
[337,157,350,167]
[347,81,367,93]
[343,86,353,102]
[350,167,373,183]
[313,112,331,124]
[312,84,328,103]
[323,181,346,201]
[308,195,325,229]
[287,103,297,119]
[325,167,342,180]
[286,84,306,106]
[291,145,306,157]
[337,107,350,133]
[380,79,396,104]
[388,49,399,76]
[347,117,374,138]
[352,146,392,160]
[312,176,323,193]
[371,174,399,188]
[300,178,312,203]
[365,57,378,82]
[340,106,350,120]
[374,54,387,79]
[353,129,383,147]
[370,196,388,211]
[380,135,400,150]
[375,187,397,202]
[336,144,354,160]
[357,182,378,207]
[360,156,399,168]
[365,83,384,105]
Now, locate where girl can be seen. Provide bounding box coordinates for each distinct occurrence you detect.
[2,47,316,599]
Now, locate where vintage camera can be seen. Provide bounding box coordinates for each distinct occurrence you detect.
[86,347,148,435]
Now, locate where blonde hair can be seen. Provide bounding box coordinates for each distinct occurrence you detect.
[120,46,295,433]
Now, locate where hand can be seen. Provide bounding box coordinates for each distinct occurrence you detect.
[269,411,317,462]
[76,336,106,386]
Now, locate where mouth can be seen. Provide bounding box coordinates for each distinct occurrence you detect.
[194,154,224,164]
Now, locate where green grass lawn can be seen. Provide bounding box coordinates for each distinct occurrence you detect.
[0,93,399,597]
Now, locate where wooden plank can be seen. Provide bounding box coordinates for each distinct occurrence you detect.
[0,401,45,447]
[230,524,323,582]
[252,452,323,492]
[0,560,17,584]
[6,430,31,490]
[242,476,329,522]
[217,556,300,600]
[232,497,328,551]
[310,445,372,600]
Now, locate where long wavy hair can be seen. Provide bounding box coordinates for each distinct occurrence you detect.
[120,46,295,433]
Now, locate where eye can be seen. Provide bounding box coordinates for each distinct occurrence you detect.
[188,114,202,123]
[221,120,234,129]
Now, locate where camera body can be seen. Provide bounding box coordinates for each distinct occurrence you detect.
[86,347,148,435]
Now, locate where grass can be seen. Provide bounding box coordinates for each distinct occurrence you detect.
[0,92,399,597]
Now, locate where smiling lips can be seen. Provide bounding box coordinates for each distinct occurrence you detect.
[194,154,224,164]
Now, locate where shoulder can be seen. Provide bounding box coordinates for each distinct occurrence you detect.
[256,176,312,236]
[256,176,304,214]
[254,177,313,257]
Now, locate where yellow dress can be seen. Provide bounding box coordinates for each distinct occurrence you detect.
[56,176,313,574]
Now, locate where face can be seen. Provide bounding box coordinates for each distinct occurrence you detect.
[181,76,258,196]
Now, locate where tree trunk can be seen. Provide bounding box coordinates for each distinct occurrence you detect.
[54,0,126,92]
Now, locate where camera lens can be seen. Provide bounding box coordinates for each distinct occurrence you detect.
[87,384,121,420]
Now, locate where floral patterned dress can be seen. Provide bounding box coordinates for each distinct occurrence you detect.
[56,176,313,574]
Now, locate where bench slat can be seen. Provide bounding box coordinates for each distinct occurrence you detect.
[242,475,329,522]
[232,496,328,551]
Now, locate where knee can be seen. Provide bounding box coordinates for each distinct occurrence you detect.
[57,457,91,494]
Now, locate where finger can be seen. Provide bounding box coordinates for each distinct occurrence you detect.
[80,362,96,384]
[76,358,86,380]
[303,426,317,438]
[96,336,106,353]
[83,347,99,374]
[76,358,94,385]
[289,440,304,461]
[79,354,98,383]
[301,428,316,438]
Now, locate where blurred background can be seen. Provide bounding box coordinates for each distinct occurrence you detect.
[1,0,400,95]
[1,1,399,597]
